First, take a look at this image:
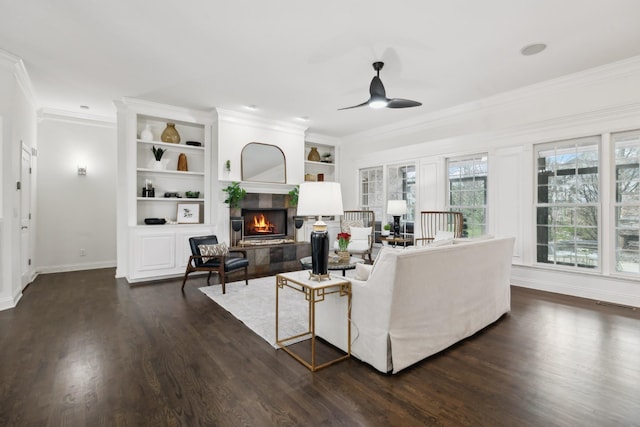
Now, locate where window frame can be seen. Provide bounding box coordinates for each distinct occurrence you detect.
[446,154,488,238]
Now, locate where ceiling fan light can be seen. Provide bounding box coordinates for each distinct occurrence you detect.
[369,99,388,109]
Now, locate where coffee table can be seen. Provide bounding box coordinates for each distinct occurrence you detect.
[299,256,364,276]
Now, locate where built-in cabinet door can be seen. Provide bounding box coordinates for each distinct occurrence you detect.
[135,231,176,273]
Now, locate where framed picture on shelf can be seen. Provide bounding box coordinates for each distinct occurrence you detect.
[177,203,200,224]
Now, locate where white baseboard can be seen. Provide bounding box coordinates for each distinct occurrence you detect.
[0,291,22,312]
[36,260,116,275]
[511,265,640,308]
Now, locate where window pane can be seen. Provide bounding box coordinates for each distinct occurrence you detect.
[535,137,600,269]
[613,130,640,274]
[447,155,488,237]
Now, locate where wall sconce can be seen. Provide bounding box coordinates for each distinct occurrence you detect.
[77,165,87,176]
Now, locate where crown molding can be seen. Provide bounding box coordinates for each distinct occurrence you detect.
[38,108,116,128]
[345,55,640,143]
[117,97,215,124]
[305,132,342,146]
[0,49,38,109]
[216,108,307,136]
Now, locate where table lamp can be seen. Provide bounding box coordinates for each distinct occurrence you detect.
[296,182,344,280]
[387,200,407,238]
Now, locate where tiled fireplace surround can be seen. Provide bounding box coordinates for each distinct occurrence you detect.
[229,192,311,278]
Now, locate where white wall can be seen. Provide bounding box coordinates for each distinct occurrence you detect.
[0,50,37,311]
[340,56,640,307]
[35,113,117,273]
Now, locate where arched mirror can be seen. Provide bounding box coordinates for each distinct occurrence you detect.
[241,142,286,183]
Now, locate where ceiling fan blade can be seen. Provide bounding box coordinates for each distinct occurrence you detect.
[337,100,370,110]
[369,76,386,98]
[386,98,422,108]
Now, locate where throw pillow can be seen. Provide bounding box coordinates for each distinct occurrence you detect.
[355,263,373,281]
[198,242,229,262]
[350,226,372,241]
[341,219,364,234]
[430,238,454,247]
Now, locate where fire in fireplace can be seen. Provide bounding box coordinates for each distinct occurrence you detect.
[242,208,288,239]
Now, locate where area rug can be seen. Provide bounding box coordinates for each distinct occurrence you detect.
[198,275,301,348]
[199,272,355,348]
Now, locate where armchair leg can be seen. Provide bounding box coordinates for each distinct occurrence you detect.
[244,266,248,286]
[206,271,212,285]
[220,271,226,294]
[181,271,190,291]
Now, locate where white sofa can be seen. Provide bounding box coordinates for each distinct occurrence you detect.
[315,236,515,373]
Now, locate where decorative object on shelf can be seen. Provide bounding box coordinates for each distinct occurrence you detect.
[142,179,155,197]
[296,181,344,281]
[304,173,316,181]
[177,153,188,171]
[177,203,200,224]
[322,152,332,163]
[144,218,166,225]
[387,199,407,238]
[164,192,181,198]
[161,122,180,144]
[307,147,321,162]
[317,173,324,181]
[336,232,351,260]
[222,181,247,208]
[150,145,167,170]
[288,185,299,207]
[225,159,231,172]
[140,124,153,141]
[185,191,200,198]
[185,141,202,146]
[381,223,391,237]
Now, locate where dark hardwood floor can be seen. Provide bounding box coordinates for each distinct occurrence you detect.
[1,268,639,426]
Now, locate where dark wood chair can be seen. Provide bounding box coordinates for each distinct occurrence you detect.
[181,235,249,294]
[415,211,464,246]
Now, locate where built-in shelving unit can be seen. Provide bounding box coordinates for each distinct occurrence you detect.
[115,98,216,282]
[304,142,337,182]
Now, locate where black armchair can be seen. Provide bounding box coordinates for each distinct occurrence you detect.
[181,235,249,294]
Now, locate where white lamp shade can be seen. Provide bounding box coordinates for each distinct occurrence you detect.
[387,199,407,215]
[296,182,344,217]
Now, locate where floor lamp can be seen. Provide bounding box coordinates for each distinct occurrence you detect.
[387,200,407,238]
[296,182,344,280]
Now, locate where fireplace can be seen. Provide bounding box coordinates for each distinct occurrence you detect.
[242,208,288,239]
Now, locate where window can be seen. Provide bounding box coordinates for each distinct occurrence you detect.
[447,155,487,237]
[387,163,416,239]
[535,136,600,269]
[359,166,384,221]
[613,130,640,274]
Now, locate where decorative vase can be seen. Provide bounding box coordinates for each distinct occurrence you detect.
[337,251,350,260]
[161,123,180,144]
[140,124,153,141]
[177,153,188,171]
[150,160,164,170]
[307,147,321,162]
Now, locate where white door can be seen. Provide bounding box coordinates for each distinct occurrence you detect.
[21,144,32,288]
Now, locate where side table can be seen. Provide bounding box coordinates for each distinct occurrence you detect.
[380,236,412,248]
[275,271,351,371]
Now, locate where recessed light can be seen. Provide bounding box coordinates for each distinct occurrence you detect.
[521,43,547,56]
[80,105,90,110]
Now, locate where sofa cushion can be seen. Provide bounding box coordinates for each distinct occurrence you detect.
[434,230,455,241]
[199,242,229,262]
[430,238,454,247]
[341,219,363,233]
[355,263,373,281]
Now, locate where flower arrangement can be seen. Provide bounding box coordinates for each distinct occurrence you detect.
[337,232,351,252]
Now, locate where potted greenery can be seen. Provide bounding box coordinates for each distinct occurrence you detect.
[151,146,167,170]
[222,181,247,208]
[225,159,231,172]
[381,223,392,237]
[288,185,299,207]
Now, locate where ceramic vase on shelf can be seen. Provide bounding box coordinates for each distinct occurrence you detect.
[177,153,188,171]
[140,124,153,141]
[307,147,321,162]
[161,123,180,144]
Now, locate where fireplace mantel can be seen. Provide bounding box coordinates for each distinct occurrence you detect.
[219,180,296,195]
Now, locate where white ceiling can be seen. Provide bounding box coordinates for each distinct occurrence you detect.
[2,0,640,137]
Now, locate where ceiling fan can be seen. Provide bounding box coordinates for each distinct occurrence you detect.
[339,61,422,110]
